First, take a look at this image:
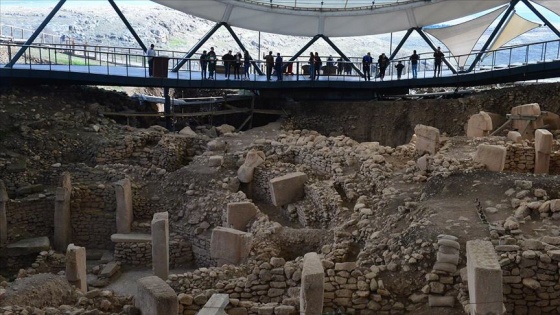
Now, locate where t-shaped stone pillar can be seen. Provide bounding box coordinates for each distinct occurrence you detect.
[534,129,553,175]
[414,124,440,155]
[115,178,133,233]
[151,212,169,280]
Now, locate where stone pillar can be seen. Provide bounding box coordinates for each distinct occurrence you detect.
[414,124,440,155]
[300,252,324,315]
[534,129,553,175]
[511,103,543,140]
[135,276,177,315]
[227,202,258,231]
[210,227,253,266]
[237,149,266,183]
[466,240,503,315]
[0,180,8,247]
[474,144,507,172]
[115,178,133,233]
[467,112,493,138]
[66,243,87,293]
[151,212,169,280]
[54,172,72,252]
[269,172,308,207]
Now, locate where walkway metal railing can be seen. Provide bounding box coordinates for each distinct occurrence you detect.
[1,38,559,83]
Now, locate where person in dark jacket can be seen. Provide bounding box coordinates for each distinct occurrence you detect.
[275,53,283,81]
[200,50,208,79]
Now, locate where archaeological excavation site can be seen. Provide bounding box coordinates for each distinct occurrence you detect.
[0,83,560,315]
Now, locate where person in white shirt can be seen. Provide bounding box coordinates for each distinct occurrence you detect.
[147,44,155,77]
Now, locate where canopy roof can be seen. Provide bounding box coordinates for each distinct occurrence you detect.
[150,0,510,37]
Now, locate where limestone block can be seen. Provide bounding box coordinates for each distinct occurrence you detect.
[110,233,151,243]
[178,126,197,136]
[216,124,235,135]
[300,252,324,315]
[0,180,8,247]
[198,294,229,315]
[135,276,177,315]
[507,131,522,143]
[227,202,258,231]
[4,236,50,256]
[115,178,133,234]
[474,144,507,172]
[414,124,440,155]
[54,186,71,252]
[428,295,455,307]
[467,112,493,138]
[466,240,503,315]
[208,155,223,167]
[237,165,255,183]
[511,103,544,139]
[269,172,308,207]
[151,212,169,280]
[535,129,553,175]
[60,171,72,192]
[66,244,87,293]
[210,227,252,266]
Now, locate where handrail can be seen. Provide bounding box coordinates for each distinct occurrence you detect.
[1,39,559,82]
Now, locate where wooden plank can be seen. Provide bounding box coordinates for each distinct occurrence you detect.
[101,108,250,118]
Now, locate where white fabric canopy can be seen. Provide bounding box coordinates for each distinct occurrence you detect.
[487,12,541,52]
[150,0,510,37]
[533,0,560,17]
[425,6,507,67]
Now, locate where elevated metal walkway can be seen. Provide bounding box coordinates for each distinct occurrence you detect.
[1,40,559,100]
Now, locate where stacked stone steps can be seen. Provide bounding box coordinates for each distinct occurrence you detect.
[427,235,460,308]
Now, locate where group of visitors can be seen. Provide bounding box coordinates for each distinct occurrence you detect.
[199,47,253,80]
[146,43,447,81]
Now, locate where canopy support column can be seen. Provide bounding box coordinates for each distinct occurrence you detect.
[164,87,172,131]
[521,0,560,38]
[321,35,364,77]
[466,0,520,73]
[416,28,458,74]
[108,0,147,52]
[6,0,66,68]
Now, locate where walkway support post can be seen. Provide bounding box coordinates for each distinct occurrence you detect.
[466,0,520,73]
[108,0,147,52]
[5,0,67,68]
[164,87,172,131]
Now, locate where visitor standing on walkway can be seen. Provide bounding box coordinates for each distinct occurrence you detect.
[434,47,444,77]
[243,50,252,80]
[378,53,389,81]
[275,53,283,81]
[362,52,372,81]
[234,52,242,79]
[265,51,274,81]
[207,47,216,79]
[222,50,234,79]
[410,50,420,79]
[395,61,405,80]
[200,50,208,79]
[308,52,315,80]
[314,52,322,80]
[146,44,155,77]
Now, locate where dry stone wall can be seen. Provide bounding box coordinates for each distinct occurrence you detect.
[114,235,193,267]
[504,140,560,174]
[6,196,54,243]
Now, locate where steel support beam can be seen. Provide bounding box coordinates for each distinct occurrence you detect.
[172,22,223,72]
[416,28,458,74]
[6,0,67,68]
[466,0,520,73]
[389,28,415,60]
[222,23,264,75]
[108,0,147,52]
[521,0,560,38]
[321,35,364,77]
